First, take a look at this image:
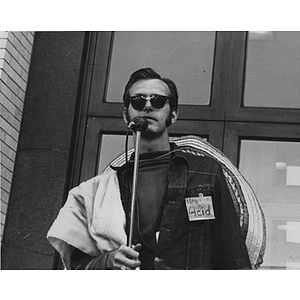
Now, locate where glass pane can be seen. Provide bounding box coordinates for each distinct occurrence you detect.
[106,31,215,106]
[98,134,133,174]
[239,140,300,269]
[244,31,300,108]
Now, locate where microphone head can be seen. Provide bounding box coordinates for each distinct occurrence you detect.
[128,117,148,132]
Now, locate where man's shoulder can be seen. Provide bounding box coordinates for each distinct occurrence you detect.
[171,136,223,172]
[173,143,219,162]
[175,144,221,171]
[70,168,118,194]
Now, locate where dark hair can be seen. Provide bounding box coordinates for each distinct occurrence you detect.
[122,67,178,111]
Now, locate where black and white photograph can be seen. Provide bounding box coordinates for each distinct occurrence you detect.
[1,4,299,299]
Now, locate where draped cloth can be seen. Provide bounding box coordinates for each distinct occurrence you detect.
[47,135,266,269]
[47,169,127,269]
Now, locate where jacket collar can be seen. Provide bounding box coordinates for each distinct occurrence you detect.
[111,141,191,173]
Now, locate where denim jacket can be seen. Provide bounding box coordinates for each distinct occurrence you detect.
[117,143,252,270]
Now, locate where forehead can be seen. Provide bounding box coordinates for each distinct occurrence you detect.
[129,79,169,96]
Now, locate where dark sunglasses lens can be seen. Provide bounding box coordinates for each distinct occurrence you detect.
[151,95,167,108]
[130,95,168,110]
[130,97,145,110]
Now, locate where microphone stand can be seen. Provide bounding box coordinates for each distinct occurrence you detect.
[128,129,142,248]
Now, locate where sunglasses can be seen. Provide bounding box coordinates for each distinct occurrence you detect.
[129,94,169,111]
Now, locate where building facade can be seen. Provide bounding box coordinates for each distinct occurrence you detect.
[1,31,35,246]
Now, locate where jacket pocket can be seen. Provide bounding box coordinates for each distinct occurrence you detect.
[186,183,214,198]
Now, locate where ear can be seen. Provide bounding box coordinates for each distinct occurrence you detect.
[171,109,178,124]
[122,107,129,124]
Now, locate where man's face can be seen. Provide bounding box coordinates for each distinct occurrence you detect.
[123,79,178,137]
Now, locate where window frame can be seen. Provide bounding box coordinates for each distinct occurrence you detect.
[223,122,300,167]
[87,31,232,121]
[226,31,300,124]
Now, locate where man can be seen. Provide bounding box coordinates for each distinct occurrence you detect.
[47,68,256,270]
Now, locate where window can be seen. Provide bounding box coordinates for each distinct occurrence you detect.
[239,140,300,269]
[106,31,215,106]
[244,31,300,109]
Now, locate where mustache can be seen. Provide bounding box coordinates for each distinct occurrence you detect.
[126,111,172,127]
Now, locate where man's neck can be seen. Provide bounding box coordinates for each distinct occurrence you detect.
[133,131,170,154]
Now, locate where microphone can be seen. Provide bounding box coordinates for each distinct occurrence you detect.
[128,117,149,132]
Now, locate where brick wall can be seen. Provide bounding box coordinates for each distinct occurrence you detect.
[0,31,35,245]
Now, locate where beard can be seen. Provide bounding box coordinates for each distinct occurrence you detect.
[126,110,172,128]
[125,110,173,140]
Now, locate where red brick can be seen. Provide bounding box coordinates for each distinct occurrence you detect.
[0,80,13,100]
[4,52,23,78]
[0,49,6,59]
[1,103,21,131]
[1,120,12,136]
[1,175,12,193]
[3,60,27,92]
[1,212,7,227]
[2,129,18,151]
[1,116,18,138]
[24,31,35,45]
[1,154,14,173]
[1,141,16,161]
[0,38,7,49]
[6,40,30,71]
[8,33,31,63]
[2,94,16,114]
[1,161,13,178]
[0,32,8,38]
[1,201,8,215]
[14,32,33,55]
[1,189,9,204]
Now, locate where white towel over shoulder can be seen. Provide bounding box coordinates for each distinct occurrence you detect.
[47,168,126,269]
